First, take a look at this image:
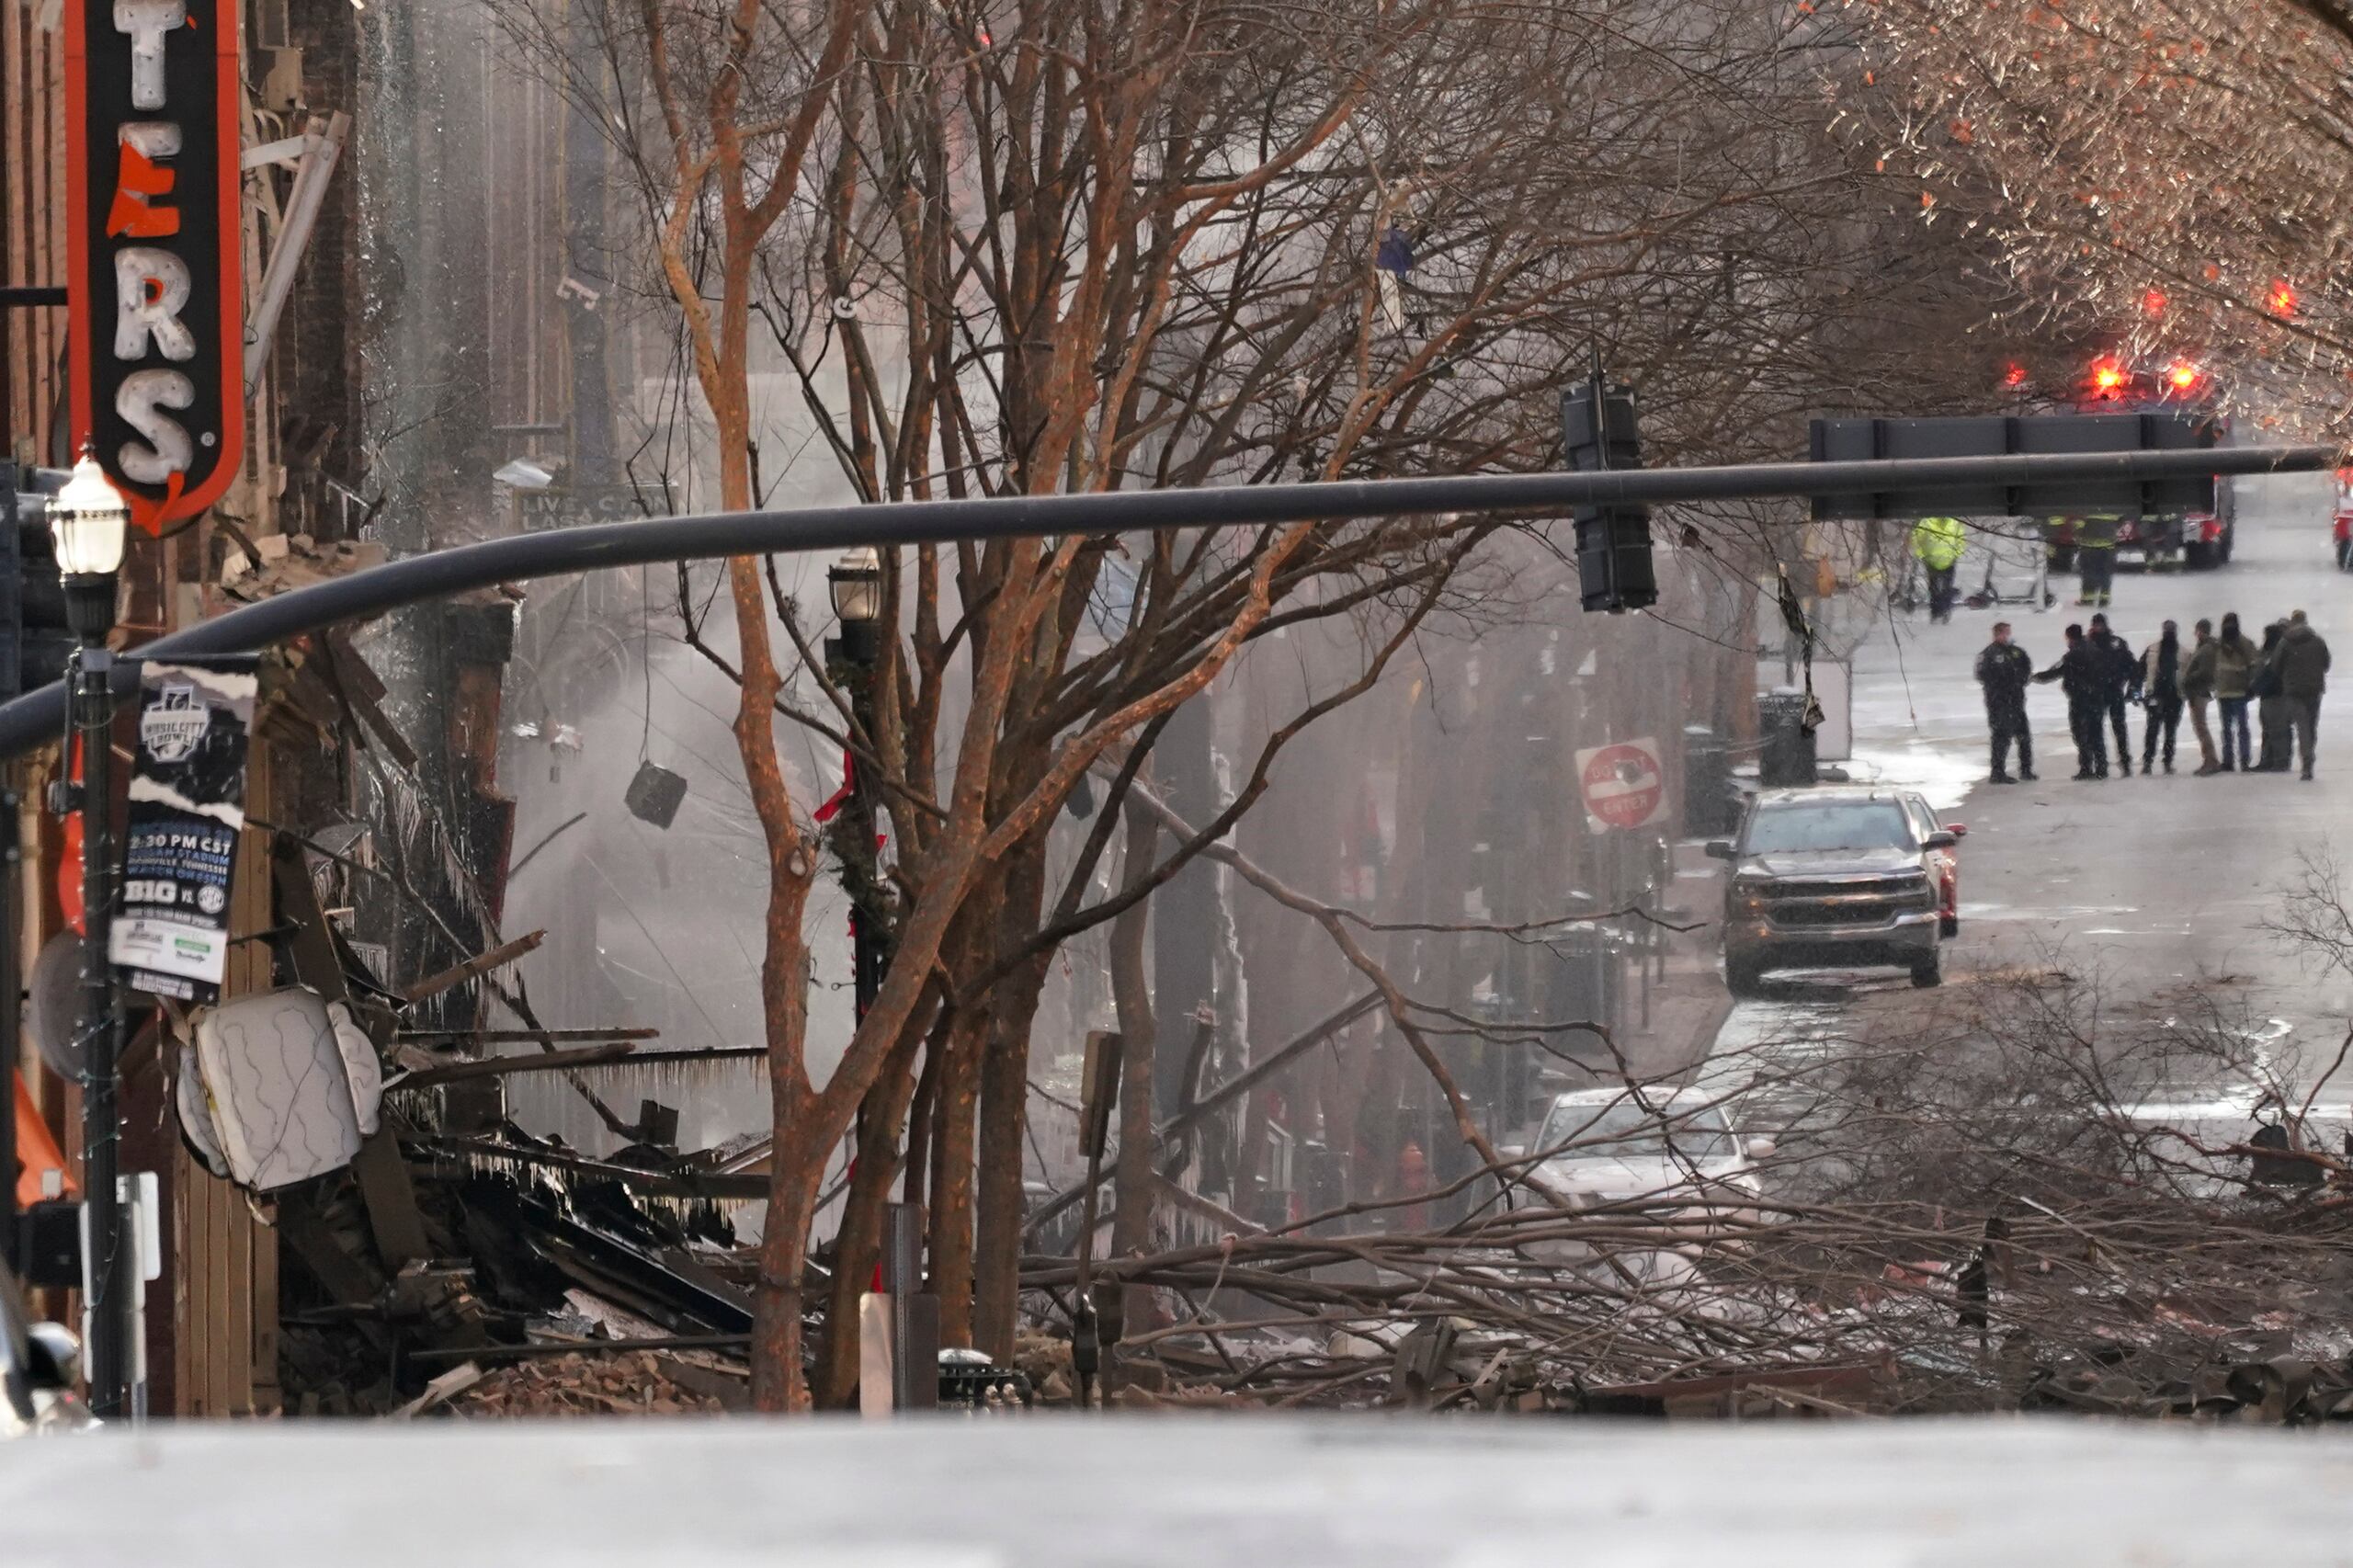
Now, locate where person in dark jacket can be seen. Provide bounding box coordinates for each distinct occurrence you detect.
[2254,620,2291,771]
[2138,620,2184,774]
[2274,608,2332,780]
[2035,623,2110,778]
[2086,613,2138,776]
[2212,612,2261,772]
[1973,621,2037,784]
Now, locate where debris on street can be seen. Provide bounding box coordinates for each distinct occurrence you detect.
[443,1351,731,1418]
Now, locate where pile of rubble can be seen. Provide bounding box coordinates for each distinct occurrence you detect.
[438,1351,732,1418]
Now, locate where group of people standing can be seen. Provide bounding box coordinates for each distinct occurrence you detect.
[1973,611,2333,782]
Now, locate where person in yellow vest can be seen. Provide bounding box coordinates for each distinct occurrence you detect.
[1911,515,1965,623]
[2075,513,2120,608]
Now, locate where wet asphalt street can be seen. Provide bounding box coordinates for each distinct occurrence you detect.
[1723,469,2353,1091]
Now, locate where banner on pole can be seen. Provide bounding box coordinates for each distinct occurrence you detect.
[109,659,256,1003]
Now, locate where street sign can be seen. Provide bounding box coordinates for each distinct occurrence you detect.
[1809,659,1852,763]
[1575,737,1668,832]
[65,0,244,534]
[1808,413,2219,522]
[517,483,653,532]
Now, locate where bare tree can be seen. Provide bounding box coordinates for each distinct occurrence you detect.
[1043,945,2353,1414]
[1839,0,2353,427]
[488,0,2026,1410]
[494,0,872,1408]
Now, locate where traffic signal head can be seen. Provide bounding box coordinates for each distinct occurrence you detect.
[1560,382,1643,472]
[1574,510,1657,615]
[1561,380,1657,613]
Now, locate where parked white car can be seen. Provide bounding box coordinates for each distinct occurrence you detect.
[1507,1087,1773,1253]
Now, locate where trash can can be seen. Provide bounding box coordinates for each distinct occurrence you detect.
[1757,690,1818,789]
[1546,926,1621,1043]
[1682,723,1733,836]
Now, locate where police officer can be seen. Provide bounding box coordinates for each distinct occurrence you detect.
[1974,620,2036,784]
[2075,513,2120,608]
[1912,515,1966,624]
[2087,612,2137,776]
[2036,623,2110,778]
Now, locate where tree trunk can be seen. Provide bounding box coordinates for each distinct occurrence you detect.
[972,833,1051,1358]
[926,1006,986,1346]
[1107,802,1161,1376]
[713,233,821,1410]
[1151,699,1219,1107]
[752,1102,822,1411]
[813,994,937,1407]
[970,991,1038,1358]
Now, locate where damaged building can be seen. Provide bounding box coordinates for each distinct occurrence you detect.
[0,0,792,1415]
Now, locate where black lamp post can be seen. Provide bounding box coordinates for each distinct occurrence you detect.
[50,446,129,1419]
[826,549,933,1404]
[825,548,886,1023]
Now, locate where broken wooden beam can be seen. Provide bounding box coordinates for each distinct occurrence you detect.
[404,1335,750,1363]
[402,930,547,1005]
[395,1042,636,1087]
[396,1027,662,1045]
[407,1135,771,1200]
[392,1045,764,1090]
[351,1130,432,1267]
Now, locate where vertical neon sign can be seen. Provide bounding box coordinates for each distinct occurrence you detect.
[65,0,244,535]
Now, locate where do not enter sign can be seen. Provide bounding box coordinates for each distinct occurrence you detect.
[1574,737,1668,832]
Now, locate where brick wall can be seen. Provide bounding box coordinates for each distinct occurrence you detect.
[0,0,66,467]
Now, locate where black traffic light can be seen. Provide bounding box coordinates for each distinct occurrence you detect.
[1560,378,1657,614]
[0,464,76,701]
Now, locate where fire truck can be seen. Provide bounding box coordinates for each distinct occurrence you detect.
[2025,355,2235,573]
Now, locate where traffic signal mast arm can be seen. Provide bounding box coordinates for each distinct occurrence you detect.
[0,441,2326,762]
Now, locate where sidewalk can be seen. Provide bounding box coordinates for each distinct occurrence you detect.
[1614,838,1733,1078]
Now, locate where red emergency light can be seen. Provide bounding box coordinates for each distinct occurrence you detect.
[2088,358,2127,395]
[2165,359,2202,392]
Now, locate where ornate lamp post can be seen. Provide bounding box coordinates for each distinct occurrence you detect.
[826,548,886,1022]
[51,445,129,1418]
